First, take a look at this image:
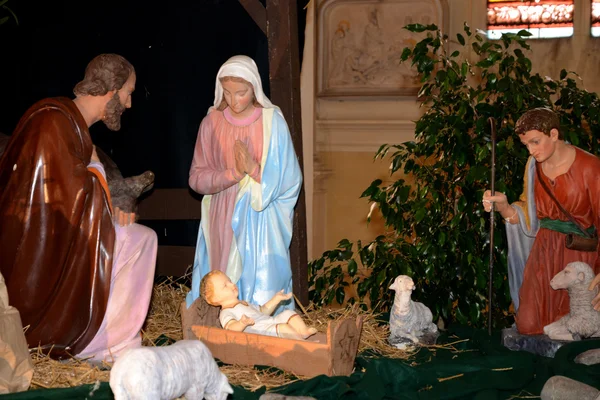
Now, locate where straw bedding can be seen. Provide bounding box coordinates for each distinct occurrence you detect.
[29,277,416,392]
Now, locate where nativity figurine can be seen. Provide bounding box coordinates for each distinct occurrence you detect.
[543,261,600,341]
[388,275,439,348]
[200,270,317,340]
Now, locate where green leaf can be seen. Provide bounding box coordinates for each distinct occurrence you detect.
[376,270,387,286]
[457,196,467,212]
[464,23,472,36]
[415,208,427,222]
[348,259,358,277]
[405,23,437,33]
[461,62,468,77]
[560,69,567,80]
[515,92,523,109]
[315,277,324,292]
[514,48,524,59]
[497,77,511,92]
[335,287,345,305]
[516,29,533,37]
[438,231,446,246]
[457,33,465,46]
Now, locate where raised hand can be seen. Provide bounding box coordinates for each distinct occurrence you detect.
[482,190,509,213]
[240,314,255,327]
[273,290,293,303]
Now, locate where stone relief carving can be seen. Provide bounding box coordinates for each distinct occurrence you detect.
[318,0,445,97]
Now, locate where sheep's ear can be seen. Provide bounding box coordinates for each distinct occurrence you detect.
[578,272,585,282]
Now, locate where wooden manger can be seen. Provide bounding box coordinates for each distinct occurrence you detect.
[181,299,363,378]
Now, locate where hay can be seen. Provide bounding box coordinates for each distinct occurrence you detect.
[297,302,417,360]
[30,348,110,390]
[141,276,188,346]
[30,278,417,392]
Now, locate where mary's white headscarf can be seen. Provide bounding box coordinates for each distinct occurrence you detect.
[209,55,281,116]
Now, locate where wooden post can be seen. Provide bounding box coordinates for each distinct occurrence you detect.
[238,0,308,306]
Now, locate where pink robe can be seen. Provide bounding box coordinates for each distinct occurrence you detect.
[189,107,263,272]
[76,165,158,363]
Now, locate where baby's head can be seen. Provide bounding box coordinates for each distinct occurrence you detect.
[200,270,240,307]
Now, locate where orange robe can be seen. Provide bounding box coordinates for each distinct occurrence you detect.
[515,147,600,335]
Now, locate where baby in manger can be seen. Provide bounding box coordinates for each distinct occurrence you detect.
[200,270,317,340]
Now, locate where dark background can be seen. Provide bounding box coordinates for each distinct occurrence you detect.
[0,0,307,189]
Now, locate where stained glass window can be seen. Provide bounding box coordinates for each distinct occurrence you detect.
[487,0,574,39]
[592,0,600,36]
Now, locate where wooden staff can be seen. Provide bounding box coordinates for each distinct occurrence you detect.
[488,117,497,336]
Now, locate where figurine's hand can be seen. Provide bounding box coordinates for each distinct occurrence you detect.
[589,274,600,310]
[482,190,509,213]
[114,206,136,227]
[240,315,255,327]
[234,140,258,175]
[234,143,245,178]
[273,290,293,303]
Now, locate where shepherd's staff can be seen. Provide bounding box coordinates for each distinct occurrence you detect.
[488,117,497,336]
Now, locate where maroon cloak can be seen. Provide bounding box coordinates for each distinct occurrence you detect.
[0,97,115,357]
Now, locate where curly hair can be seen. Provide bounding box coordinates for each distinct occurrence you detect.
[515,107,563,140]
[73,54,135,97]
[200,270,227,306]
[566,261,596,286]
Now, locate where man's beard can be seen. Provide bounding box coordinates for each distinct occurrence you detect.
[103,93,126,131]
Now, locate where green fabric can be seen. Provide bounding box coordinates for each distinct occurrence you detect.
[3,326,600,400]
[539,217,596,237]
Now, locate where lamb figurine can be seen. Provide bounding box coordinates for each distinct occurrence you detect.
[543,261,600,341]
[109,340,234,400]
[388,275,438,349]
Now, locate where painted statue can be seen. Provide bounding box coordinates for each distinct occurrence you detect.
[0,54,157,362]
[186,55,302,315]
[483,108,600,335]
[200,270,316,340]
[110,340,233,400]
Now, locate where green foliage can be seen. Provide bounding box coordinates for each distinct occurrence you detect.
[0,0,18,26]
[308,23,600,328]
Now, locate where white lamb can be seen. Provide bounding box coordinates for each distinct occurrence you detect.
[543,262,600,341]
[109,340,233,400]
[388,275,438,349]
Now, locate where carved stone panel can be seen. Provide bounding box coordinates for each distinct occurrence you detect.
[318,0,446,97]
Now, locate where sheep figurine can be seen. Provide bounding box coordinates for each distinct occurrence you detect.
[109,340,234,400]
[543,261,600,341]
[388,275,438,349]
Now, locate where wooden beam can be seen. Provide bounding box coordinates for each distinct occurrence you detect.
[238,0,267,36]
[265,0,309,307]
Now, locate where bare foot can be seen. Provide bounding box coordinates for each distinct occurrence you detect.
[279,331,304,340]
[302,327,318,339]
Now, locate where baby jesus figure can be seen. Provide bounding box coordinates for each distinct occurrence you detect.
[200,270,317,340]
